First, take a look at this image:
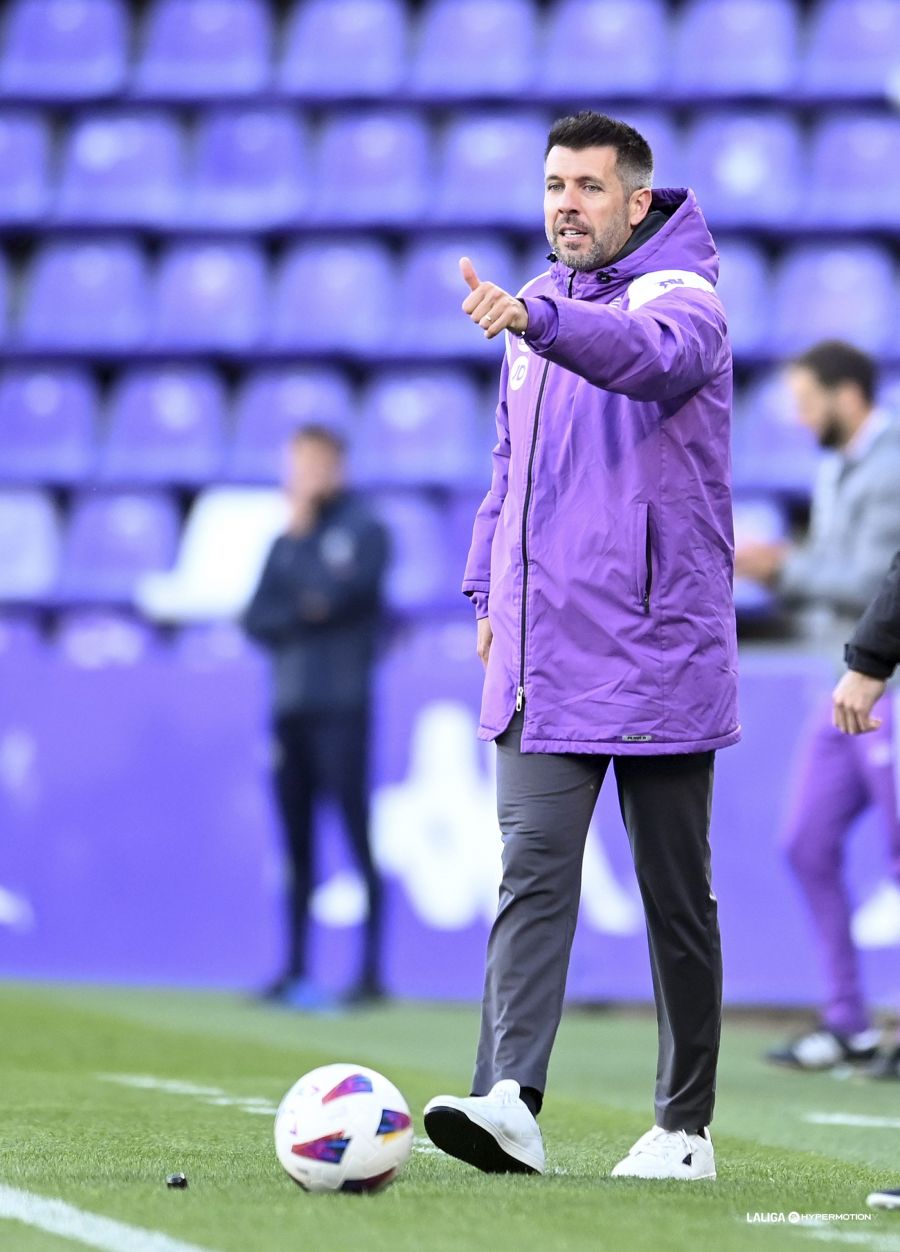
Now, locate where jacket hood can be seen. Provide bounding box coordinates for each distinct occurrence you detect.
[550,188,720,297]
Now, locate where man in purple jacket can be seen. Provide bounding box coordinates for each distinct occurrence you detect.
[423,112,739,1181]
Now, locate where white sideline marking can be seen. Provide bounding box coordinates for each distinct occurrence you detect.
[0,1184,218,1252]
[805,1113,900,1130]
[98,1074,277,1116]
[806,1230,900,1250]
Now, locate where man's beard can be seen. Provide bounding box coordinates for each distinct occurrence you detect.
[549,211,632,273]
[817,410,845,449]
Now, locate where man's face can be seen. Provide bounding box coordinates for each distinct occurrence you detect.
[284,437,344,505]
[544,145,648,272]
[787,366,847,449]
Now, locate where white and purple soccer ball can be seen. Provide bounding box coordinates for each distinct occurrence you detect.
[274,1063,414,1194]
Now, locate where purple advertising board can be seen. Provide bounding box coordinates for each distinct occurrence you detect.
[1,618,898,1013]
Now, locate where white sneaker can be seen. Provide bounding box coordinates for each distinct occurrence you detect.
[423,1079,545,1174]
[867,1188,900,1211]
[611,1126,716,1180]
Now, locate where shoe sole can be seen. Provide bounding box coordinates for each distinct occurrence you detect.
[423,1106,541,1175]
[765,1055,876,1072]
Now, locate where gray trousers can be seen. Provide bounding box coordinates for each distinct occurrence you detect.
[472,712,721,1132]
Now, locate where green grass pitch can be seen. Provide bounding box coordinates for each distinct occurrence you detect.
[1,982,898,1252]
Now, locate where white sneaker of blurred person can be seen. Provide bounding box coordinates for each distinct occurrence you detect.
[765,1025,881,1071]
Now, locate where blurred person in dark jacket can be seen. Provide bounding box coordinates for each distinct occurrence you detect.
[244,425,390,1009]
[832,548,900,1079]
[736,341,900,1071]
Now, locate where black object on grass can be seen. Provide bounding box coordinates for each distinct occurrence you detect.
[166,1173,189,1189]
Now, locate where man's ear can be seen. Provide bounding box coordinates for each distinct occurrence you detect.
[629,187,653,227]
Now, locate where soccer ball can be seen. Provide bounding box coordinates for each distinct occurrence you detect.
[274,1062,414,1194]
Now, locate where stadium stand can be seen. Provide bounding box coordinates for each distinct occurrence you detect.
[0,0,899,633]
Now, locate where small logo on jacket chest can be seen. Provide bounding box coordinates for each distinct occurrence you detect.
[509,355,529,390]
[320,527,356,570]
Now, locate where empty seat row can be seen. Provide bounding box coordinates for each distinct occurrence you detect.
[0,365,493,488]
[0,485,481,613]
[2,237,899,357]
[4,357,898,501]
[3,106,900,231]
[1,0,897,102]
[0,479,848,621]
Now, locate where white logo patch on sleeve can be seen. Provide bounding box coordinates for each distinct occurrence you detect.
[626,269,716,310]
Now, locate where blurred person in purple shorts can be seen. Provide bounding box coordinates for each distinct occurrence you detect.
[243,425,389,1011]
[736,342,900,1072]
[832,546,900,1079]
[422,111,739,1182]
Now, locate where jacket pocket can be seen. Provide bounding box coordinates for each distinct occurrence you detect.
[633,501,652,613]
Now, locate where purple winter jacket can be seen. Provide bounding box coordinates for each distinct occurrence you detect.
[463,188,740,756]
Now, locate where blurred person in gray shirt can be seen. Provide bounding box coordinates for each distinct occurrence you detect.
[736,341,900,1073]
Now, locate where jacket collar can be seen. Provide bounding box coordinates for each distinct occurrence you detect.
[548,188,719,299]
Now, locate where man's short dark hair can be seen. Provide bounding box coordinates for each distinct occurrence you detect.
[792,340,877,404]
[291,423,347,455]
[545,111,653,195]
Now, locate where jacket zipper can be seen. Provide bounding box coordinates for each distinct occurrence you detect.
[517,270,575,713]
[643,514,653,614]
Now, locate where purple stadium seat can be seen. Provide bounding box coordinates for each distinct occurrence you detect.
[101,367,226,485]
[369,492,452,611]
[672,0,797,97]
[153,243,267,350]
[771,244,896,354]
[801,0,900,98]
[399,235,516,357]
[0,250,8,338]
[173,622,257,669]
[880,370,900,417]
[732,494,789,615]
[0,614,44,658]
[541,0,667,97]
[229,368,354,482]
[732,371,821,496]
[313,111,430,226]
[434,113,548,228]
[19,239,149,349]
[808,114,900,228]
[189,108,307,228]
[0,367,97,483]
[684,112,803,227]
[278,0,407,97]
[60,491,180,601]
[714,241,770,357]
[0,0,127,98]
[0,111,50,222]
[135,0,271,98]
[0,489,60,600]
[57,111,184,226]
[353,370,483,488]
[410,0,536,98]
[55,610,160,666]
[270,241,393,353]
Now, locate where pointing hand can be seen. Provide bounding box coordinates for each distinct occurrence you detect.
[459,256,529,340]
